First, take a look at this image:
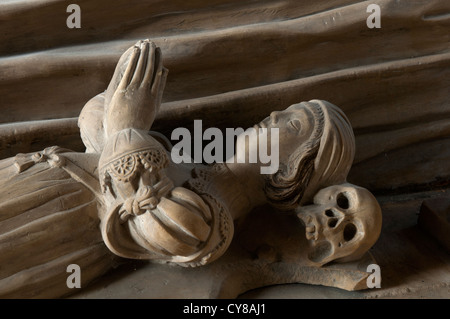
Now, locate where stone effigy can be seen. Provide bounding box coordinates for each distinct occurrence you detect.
[0,40,382,298]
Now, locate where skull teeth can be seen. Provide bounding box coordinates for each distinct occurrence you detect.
[305,224,316,240]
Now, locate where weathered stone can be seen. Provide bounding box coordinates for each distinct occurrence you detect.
[0,40,381,298]
[419,197,450,253]
[73,205,377,299]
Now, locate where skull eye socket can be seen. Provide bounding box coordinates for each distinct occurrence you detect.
[343,223,357,241]
[337,192,349,209]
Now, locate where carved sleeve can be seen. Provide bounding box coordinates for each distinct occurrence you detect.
[98,129,233,266]
[101,184,233,267]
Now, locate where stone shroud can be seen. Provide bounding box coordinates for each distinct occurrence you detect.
[0,0,449,195]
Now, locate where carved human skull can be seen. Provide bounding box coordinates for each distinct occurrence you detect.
[296,183,382,265]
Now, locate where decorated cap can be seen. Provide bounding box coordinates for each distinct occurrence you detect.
[99,128,169,185]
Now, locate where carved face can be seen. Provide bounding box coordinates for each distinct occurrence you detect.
[235,102,315,166]
[296,183,382,265]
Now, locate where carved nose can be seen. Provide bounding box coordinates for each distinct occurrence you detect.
[324,209,341,229]
[270,111,279,124]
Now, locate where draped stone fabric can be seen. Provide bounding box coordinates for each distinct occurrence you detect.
[0,152,115,298]
[0,0,449,193]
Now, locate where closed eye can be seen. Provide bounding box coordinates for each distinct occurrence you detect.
[288,119,301,131]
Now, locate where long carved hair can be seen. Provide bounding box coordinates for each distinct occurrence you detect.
[264,100,355,211]
[264,103,325,211]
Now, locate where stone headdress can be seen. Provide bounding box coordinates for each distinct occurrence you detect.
[302,99,356,204]
[99,128,169,192]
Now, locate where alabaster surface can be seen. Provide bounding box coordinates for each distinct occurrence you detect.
[2,1,449,195]
[0,40,383,298]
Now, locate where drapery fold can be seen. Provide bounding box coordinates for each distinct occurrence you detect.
[1,0,449,191]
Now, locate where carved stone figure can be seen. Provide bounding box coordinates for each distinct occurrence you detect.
[0,40,382,298]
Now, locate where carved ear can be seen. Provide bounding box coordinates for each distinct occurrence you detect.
[101,203,156,260]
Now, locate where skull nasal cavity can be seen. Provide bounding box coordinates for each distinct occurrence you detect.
[337,193,349,209]
[325,210,335,217]
[328,218,338,228]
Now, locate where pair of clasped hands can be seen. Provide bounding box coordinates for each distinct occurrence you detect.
[104,39,169,138]
[103,40,171,221]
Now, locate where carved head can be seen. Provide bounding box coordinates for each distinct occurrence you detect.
[235,102,317,167]
[262,100,356,210]
[296,183,382,265]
